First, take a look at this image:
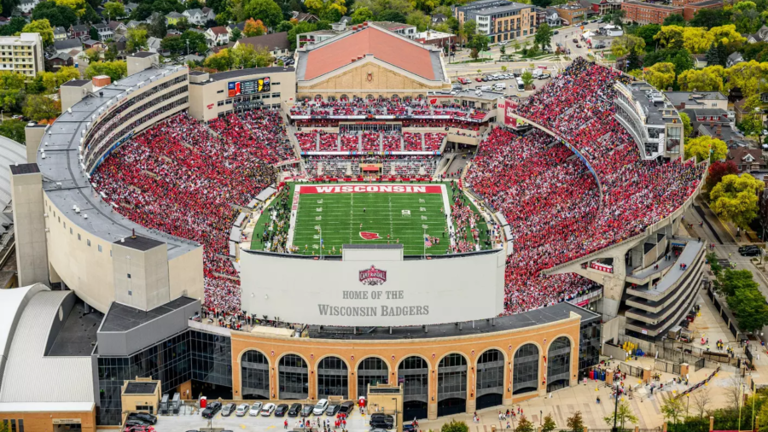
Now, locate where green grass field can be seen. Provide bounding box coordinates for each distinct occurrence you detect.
[291,185,449,255]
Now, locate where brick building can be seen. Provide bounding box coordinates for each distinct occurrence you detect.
[621,0,721,23]
[553,3,589,25]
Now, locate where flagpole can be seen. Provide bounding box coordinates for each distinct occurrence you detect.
[423,228,426,258]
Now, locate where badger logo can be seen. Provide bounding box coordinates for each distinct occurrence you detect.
[359,265,387,286]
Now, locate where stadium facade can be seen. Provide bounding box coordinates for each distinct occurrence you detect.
[0,28,706,430]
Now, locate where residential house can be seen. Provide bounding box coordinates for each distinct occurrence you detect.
[93,23,114,41]
[46,52,74,71]
[147,36,162,53]
[544,8,562,26]
[291,11,319,22]
[338,16,352,25]
[54,27,68,42]
[727,148,766,172]
[113,34,127,53]
[54,38,83,55]
[682,107,747,147]
[579,0,622,15]
[108,21,128,37]
[599,24,623,36]
[69,24,90,40]
[665,91,728,111]
[205,26,229,46]
[166,12,184,26]
[234,32,290,57]
[747,25,768,43]
[183,8,215,25]
[727,52,744,67]
[124,2,140,14]
[82,39,104,50]
[431,13,448,25]
[202,7,216,21]
[553,3,588,25]
[19,0,40,13]
[127,20,144,29]
[692,53,707,68]
[227,22,245,40]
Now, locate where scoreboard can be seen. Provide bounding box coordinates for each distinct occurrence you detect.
[228,77,271,97]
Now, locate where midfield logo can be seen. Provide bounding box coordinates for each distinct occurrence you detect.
[359,265,387,286]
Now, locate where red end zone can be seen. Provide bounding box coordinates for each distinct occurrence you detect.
[299,185,443,194]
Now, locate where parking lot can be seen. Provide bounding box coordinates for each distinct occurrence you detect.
[453,72,554,98]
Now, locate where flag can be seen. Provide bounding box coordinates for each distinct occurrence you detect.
[424,235,432,247]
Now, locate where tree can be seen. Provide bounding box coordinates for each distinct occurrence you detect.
[469,33,489,52]
[440,420,469,432]
[23,95,60,121]
[718,268,760,297]
[469,47,478,60]
[532,0,551,7]
[20,19,54,47]
[127,28,148,53]
[670,48,694,75]
[677,65,725,92]
[89,27,99,41]
[682,26,713,53]
[710,173,765,229]
[103,0,125,19]
[287,21,317,50]
[534,23,553,51]
[604,401,639,431]
[626,50,642,71]
[0,119,26,143]
[610,8,625,25]
[741,41,768,62]
[705,160,738,192]
[636,23,661,49]
[149,14,167,38]
[708,24,746,54]
[103,42,118,61]
[354,0,412,19]
[654,25,685,50]
[642,62,676,90]
[229,27,242,43]
[230,42,273,68]
[684,135,727,163]
[0,17,28,36]
[566,411,585,432]
[54,0,86,16]
[85,47,102,64]
[516,416,535,432]
[350,6,373,24]
[378,10,406,22]
[541,414,557,432]
[691,387,711,418]
[204,49,233,70]
[462,19,476,45]
[661,395,685,425]
[662,13,685,26]
[243,18,267,36]
[85,60,127,81]
[521,70,534,88]
[244,0,284,27]
[611,34,645,58]
[679,112,693,138]
[728,283,768,332]
[690,8,732,29]
[725,61,768,99]
[406,10,430,31]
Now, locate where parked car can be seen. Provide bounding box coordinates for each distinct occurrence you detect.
[222,402,236,416]
[457,77,470,84]
[538,73,551,79]
[127,413,157,425]
[572,38,578,43]
[739,245,762,256]
[261,403,276,416]
[475,77,483,82]
[553,30,559,34]
[202,401,222,419]
[339,401,355,414]
[301,404,314,417]
[288,403,302,417]
[236,403,249,417]
[275,404,289,417]
[313,399,329,415]
[124,420,149,428]
[250,402,263,416]
[370,413,395,429]
[325,404,341,416]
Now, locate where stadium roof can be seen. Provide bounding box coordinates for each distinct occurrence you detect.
[0,286,94,413]
[297,25,446,82]
[35,65,200,261]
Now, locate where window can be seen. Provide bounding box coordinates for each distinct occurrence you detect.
[317,356,348,398]
[241,350,270,399]
[78,233,81,240]
[127,273,131,279]
[513,344,538,395]
[87,239,91,246]
[98,244,102,252]
[70,228,73,235]
[437,354,467,400]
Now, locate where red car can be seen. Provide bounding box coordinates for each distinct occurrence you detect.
[475,77,483,82]
[457,77,470,84]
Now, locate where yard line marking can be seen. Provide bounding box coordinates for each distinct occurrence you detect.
[388,196,394,239]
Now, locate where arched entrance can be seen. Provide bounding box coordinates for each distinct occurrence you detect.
[398,356,429,420]
[241,350,270,399]
[437,354,467,417]
[513,344,539,395]
[278,354,308,400]
[317,356,348,399]
[547,337,571,392]
[357,357,389,398]
[476,349,504,410]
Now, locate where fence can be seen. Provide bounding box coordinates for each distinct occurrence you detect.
[654,358,681,374]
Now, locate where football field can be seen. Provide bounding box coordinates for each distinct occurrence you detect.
[289,184,451,255]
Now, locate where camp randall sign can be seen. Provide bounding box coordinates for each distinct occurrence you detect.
[316,265,431,318]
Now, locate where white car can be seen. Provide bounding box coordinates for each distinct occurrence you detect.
[236,403,249,417]
[313,399,329,415]
[250,402,263,416]
[261,403,276,416]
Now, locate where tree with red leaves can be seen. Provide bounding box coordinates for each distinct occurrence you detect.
[706,160,738,198]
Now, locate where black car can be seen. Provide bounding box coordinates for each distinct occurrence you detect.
[127,413,157,425]
[301,404,314,417]
[325,404,340,416]
[202,401,222,419]
[288,403,302,417]
[739,245,761,256]
[275,403,289,417]
[124,419,149,428]
[370,413,395,429]
[339,401,355,415]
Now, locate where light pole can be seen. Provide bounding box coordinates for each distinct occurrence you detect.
[611,383,621,432]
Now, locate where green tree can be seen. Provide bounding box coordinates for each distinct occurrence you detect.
[0,119,26,143]
[231,42,273,68]
[440,420,469,432]
[244,0,283,27]
[705,42,728,67]
[230,27,243,42]
[636,23,661,49]
[670,47,694,75]
[22,19,55,46]
[0,17,28,36]
[84,60,127,81]
[85,47,102,64]
[718,268,759,296]
[521,70,534,88]
[541,414,557,432]
[89,27,99,41]
[611,34,645,58]
[710,173,765,229]
[54,0,86,16]
[469,33,489,52]
[462,19,476,45]
[604,401,639,431]
[103,42,118,61]
[149,13,168,38]
[127,28,148,53]
[354,0,412,18]
[350,6,373,24]
[378,10,406,22]
[654,25,685,50]
[566,411,586,432]
[516,415,535,432]
[103,0,125,19]
[662,13,685,26]
[690,7,732,29]
[534,22,553,51]
[725,61,768,99]
[406,10,430,31]
[677,65,725,92]
[276,20,294,32]
[204,48,234,70]
[23,94,60,121]
[288,21,317,50]
[684,135,727,162]
[642,62,676,90]
[728,283,768,332]
[680,112,693,138]
[661,395,685,426]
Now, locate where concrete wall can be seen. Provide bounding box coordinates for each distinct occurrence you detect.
[11,165,48,286]
[169,247,204,304]
[23,124,46,163]
[113,242,170,311]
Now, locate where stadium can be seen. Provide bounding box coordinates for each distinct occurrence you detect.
[0,23,707,431]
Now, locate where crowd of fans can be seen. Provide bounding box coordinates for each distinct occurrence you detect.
[208,110,295,165]
[289,96,487,120]
[466,59,705,313]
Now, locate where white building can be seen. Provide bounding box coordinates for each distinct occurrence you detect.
[0,33,44,78]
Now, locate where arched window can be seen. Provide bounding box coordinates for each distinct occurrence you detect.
[357,357,389,398]
[241,350,270,399]
[437,354,467,416]
[279,354,308,400]
[317,356,348,398]
[398,356,429,419]
[547,337,571,392]
[476,349,504,410]
[513,344,538,395]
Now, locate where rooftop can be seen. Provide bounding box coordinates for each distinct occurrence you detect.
[130,51,158,58]
[307,302,599,340]
[114,234,165,251]
[47,300,103,356]
[35,66,200,262]
[664,91,727,107]
[60,79,91,87]
[124,381,158,394]
[620,81,680,126]
[196,66,295,83]
[623,0,682,9]
[100,296,197,333]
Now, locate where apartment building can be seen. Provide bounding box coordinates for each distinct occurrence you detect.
[453,0,538,43]
[0,33,44,78]
[553,3,589,24]
[621,0,720,24]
